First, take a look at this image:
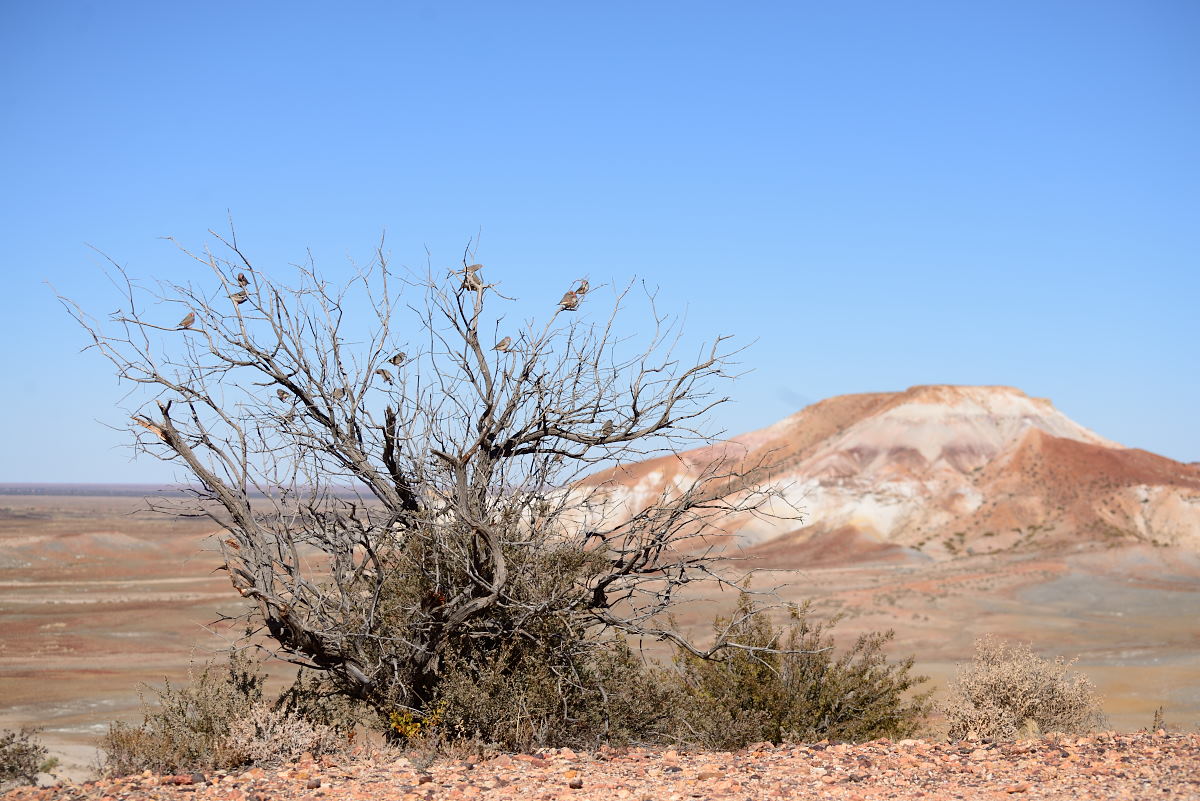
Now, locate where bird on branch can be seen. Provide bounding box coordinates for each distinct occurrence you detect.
[558,290,579,311]
[575,279,589,295]
[276,388,291,402]
[375,368,394,384]
[331,386,346,401]
[229,290,249,305]
[493,336,512,352]
[388,352,407,367]
[236,272,250,287]
[600,420,614,437]
[177,311,195,329]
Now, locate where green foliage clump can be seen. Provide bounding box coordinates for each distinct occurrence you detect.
[0,727,57,788]
[429,636,683,751]
[676,594,932,749]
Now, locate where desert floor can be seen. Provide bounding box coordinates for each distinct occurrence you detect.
[1,494,1198,782]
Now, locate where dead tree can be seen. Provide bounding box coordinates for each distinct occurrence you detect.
[62,231,793,717]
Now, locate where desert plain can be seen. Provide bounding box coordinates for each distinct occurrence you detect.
[2,489,1198,781]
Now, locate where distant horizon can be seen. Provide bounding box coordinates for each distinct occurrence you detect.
[3,380,1198,488]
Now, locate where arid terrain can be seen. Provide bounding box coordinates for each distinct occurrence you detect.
[2,496,1198,785]
[6,732,1200,801]
[0,494,250,778]
[2,386,1199,786]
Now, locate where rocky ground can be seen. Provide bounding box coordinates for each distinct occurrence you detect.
[5,732,1199,801]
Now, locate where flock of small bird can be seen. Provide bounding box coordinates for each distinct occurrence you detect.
[164,268,597,415]
[173,272,251,330]
[492,275,589,353]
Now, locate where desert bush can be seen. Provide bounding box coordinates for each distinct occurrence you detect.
[676,594,932,748]
[99,651,351,776]
[0,727,56,788]
[226,703,342,765]
[68,235,797,748]
[940,635,1105,740]
[431,636,683,751]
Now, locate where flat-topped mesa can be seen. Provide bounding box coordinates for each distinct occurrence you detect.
[579,385,1200,561]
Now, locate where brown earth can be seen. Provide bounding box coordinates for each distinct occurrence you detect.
[0,495,254,779]
[2,494,1199,786]
[5,733,1199,801]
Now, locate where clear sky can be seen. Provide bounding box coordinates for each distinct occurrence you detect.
[1,1,1197,483]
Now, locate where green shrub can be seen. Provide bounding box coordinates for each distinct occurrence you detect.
[430,635,683,751]
[939,635,1105,740]
[676,594,931,748]
[99,650,350,776]
[0,728,56,788]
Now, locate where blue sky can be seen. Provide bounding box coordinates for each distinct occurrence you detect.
[1,1,1197,483]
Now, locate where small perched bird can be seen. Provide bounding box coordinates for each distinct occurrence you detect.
[276,388,291,402]
[132,416,167,441]
[465,263,483,273]
[462,272,484,291]
[229,290,249,304]
[388,351,407,367]
[375,368,394,384]
[236,272,250,287]
[177,311,195,329]
[493,336,512,352]
[331,386,345,401]
[600,420,614,437]
[575,279,589,295]
[558,290,579,311]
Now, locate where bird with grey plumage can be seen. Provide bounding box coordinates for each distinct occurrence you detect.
[229,290,249,305]
[276,388,290,402]
[375,368,394,384]
[493,336,512,352]
[388,352,407,367]
[177,311,195,329]
[575,278,589,295]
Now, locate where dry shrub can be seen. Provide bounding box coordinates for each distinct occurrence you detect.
[940,635,1105,740]
[99,651,352,776]
[677,594,931,749]
[226,703,342,765]
[0,728,56,788]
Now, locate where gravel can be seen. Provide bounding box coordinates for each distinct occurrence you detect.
[5,730,1198,801]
